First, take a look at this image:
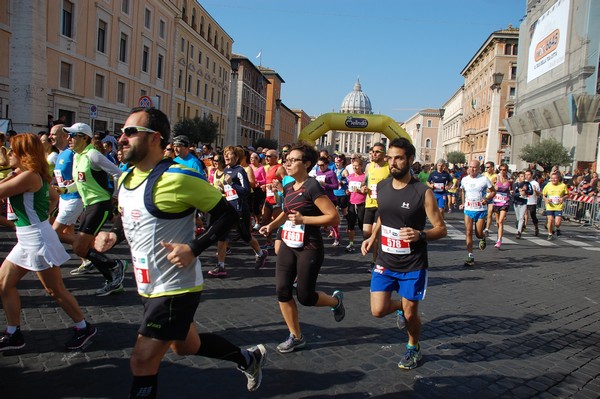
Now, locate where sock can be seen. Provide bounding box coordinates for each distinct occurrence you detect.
[407,343,420,351]
[86,249,117,280]
[129,375,158,399]
[349,241,354,246]
[196,333,248,368]
[6,325,17,334]
[74,320,87,330]
[468,253,473,258]
[217,262,225,268]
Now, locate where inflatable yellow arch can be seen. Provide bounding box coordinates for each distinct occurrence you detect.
[297,113,411,145]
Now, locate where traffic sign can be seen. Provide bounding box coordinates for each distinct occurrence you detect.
[89,104,97,119]
[139,96,153,108]
[478,155,483,161]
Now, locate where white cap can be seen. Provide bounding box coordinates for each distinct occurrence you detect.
[63,123,93,138]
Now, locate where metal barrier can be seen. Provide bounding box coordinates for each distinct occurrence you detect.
[561,194,600,227]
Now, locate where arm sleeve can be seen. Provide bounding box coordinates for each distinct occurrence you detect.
[88,150,123,181]
[187,197,238,256]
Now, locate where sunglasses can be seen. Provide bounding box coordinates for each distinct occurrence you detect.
[68,133,87,138]
[266,155,277,158]
[165,148,173,152]
[121,126,157,137]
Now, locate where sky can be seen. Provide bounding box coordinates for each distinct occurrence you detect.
[202,0,527,122]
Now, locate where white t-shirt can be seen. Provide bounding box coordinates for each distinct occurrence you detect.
[461,174,492,211]
[527,180,540,205]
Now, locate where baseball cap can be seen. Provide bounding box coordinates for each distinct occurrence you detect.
[63,123,93,138]
[173,135,190,147]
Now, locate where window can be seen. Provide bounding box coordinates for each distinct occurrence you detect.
[425,138,431,148]
[117,81,125,103]
[192,9,196,29]
[210,87,214,103]
[187,76,192,93]
[121,0,129,14]
[97,20,107,53]
[159,20,165,39]
[178,70,183,88]
[427,119,432,128]
[180,37,185,52]
[144,8,151,29]
[510,65,517,80]
[206,56,209,69]
[95,74,105,98]
[140,89,147,96]
[198,50,202,64]
[62,1,74,38]
[157,54,164,79]
[119,33,128,62]
[60,61,72,89]
[142,45,149,72]
[204,83,208,100]
[196,79,200,96]
[190,45,194,59]
[509,87,516,98]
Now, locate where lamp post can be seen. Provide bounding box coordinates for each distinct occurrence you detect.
[484,72,504,164]
[274,98,282,147]
[226,59,240,146]
[435,108,445,161]
[415,123,422,162]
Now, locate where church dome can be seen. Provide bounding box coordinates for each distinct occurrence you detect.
[340,79,372,114]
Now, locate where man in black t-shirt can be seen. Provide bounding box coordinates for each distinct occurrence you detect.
[362,138,447,370]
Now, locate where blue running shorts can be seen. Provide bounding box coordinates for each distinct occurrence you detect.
[370,266,427,301]
[464,210,487,221]
[434,193,447,209]
[545,210,563,217]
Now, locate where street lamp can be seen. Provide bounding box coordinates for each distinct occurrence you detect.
[484,72,504,164]
[415,123,422,161]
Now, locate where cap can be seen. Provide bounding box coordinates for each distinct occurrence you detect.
[63,123,93,138]
[247,146,256,152]
[173,135,190,147]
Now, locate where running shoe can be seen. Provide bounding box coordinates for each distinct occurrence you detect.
[464,256,475,267]
[398,344,422,370]
[331,290,345,322]
[70,259,95,275]
[110,259,127,287]
[65,323,97,350]
[547,234,554,241]
[478,238,487,250]
[254,249,268,270]
[237,344,267,392]
[396,310,407,331]
[0,327,25,351]
[344,244,355,253]
[95,281,124,296]
[516,232,522,239]
[252,223,261,231]
[494,240,502,249]
[332,239,340,247]
[556,229,561,236]
[276,334,306,353]
[208,265,227,277]
[483,228,490,238]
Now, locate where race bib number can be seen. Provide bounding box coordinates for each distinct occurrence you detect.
[493,192,508,205]
[433,182,445,192]
[132,251,150,291]
[266,187,275,198]
[348,181,361,192]
[369,184,378,199]
[316,175,326,184]
[224,184,239,201]
[549,196,561,204]
[54,169,65,186]
[6,200,17,221]
[281,220,305,248]
[381,225,410,255]
[466,200,483,209]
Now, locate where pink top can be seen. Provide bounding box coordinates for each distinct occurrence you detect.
[347,173,367,204]
[251,164,266,188]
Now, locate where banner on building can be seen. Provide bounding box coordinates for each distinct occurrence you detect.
[527,0,570,82]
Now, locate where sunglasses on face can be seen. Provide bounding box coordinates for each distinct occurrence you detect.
[121,126,157,137]
[68,133,87,138]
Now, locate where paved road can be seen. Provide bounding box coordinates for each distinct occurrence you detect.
[1,210,599,398]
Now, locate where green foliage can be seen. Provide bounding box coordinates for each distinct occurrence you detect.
[519,138,572,172]
[172,116,218,145]
[446,151,466,165]
[254,137,278,150]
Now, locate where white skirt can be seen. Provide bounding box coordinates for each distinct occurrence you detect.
[6,220,71,272]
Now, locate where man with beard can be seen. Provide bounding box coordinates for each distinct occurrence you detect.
[93,107,266,397]
[361,138,446,370]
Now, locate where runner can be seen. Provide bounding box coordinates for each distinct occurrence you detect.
[92,107,267,396]
[542,172,569,240]
[459,160,495,266]
[491,164,511,248]
[426,159,453,219]
[524,169,541,236]
[259,143,344,354]
[513,171,533,241]
[0,133,96,351]
[361,138,446,370]
[345,156,367,253]
[483,161,498,237]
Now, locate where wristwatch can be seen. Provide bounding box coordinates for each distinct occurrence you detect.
[419,230,427,241]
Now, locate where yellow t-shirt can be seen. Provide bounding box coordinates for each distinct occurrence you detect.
[542,182,568,211]
[364,162,390,208]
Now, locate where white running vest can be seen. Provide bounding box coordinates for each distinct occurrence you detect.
[119,178,203,297]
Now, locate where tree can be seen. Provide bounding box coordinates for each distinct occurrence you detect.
[254,137,278,150]
[446,151,466,165]
[172,116,218,145]
[519,138,572,172]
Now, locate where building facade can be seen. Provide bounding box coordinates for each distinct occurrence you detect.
[437,86,464,163]
[403,109,443,164]
[460,26,519,165]
[506,0,600,171]
[1,0,233,146]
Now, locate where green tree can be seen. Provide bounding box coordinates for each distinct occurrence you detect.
[254,137,278,150]
[519,138,572,172]
[172,116,218,145]
[446,151,466,165]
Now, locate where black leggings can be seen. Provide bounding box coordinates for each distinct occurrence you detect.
[346,203,365,231]
[527,204,538,226]
[275,242,324,306]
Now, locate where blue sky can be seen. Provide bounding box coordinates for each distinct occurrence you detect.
[202,0,526,122]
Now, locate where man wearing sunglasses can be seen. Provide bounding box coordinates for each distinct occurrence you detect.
[92,108,267,396]
[60,123,126,296]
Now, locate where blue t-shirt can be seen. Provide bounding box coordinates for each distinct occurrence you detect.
[174,153,206,180]
[54,147,81,200]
